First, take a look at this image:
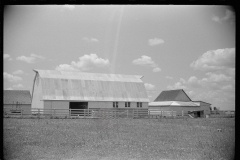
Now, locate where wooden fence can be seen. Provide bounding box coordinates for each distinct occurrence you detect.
[3,108,188,119]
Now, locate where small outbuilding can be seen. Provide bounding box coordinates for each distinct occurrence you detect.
[149,89,211,118]
[4,90,32,115]
[31,69,149,116]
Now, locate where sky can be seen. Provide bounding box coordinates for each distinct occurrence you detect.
[4,5,235,110]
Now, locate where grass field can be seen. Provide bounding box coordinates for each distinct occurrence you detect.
[4,117,235,160]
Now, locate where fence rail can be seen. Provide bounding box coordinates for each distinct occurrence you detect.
[3,108,188,119]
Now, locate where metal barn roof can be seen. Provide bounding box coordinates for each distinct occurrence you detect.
[4,90,32,104]
[149,101,200,107]
[154,89,192,102]
[33,69,149,102]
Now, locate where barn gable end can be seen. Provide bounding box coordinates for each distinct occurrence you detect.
[154,89,192,102]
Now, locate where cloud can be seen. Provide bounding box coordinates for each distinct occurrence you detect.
[132,55,161,72]
[31,53,45,59]
[62,5,75,10]
[13,84,23,88]
[212,9,235,24]
[165,76,173,80]
[83,37,99,43]
[148,38,164,46]
[13,70,24,75]
[56,64,79,72]
[153,67,161,72]
[16,54,46,63]
[6,87,13,90]
[4,72,22,82]
[190,48,235,71]
[167,82,187,90]
[56,54,109,71]
[4,54,12,61]
[144,83,156,90]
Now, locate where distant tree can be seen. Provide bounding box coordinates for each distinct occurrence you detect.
[214,107,217,111]
[209,106,212,111]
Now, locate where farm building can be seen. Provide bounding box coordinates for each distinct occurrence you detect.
[4,90,32,115]
[149,89,211,118]
[31,69,149,116]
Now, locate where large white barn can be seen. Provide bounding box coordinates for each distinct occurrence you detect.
[31,69,149,115]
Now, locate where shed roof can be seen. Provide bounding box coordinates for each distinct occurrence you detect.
[154,89,192,102]
[33,69,149,102]
[149,101,199,107]
[4,90,32,104]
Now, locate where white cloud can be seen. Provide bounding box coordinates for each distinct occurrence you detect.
[62,5,75,10]
[148,38,164,46]
[4,72,22,82]
[56,54,109,71]
[13,84,23,88]
[4,54,12,61]
[153,67,161,72]
[6,87,13,90]
[16,55,35,63]
[167,82,187,90]
[144,83,156,90]
[132,55,161,72]
[55,64,79,72]
[205,72,232,82]
[16,54,46,63]
[190,48,235,71]
[212,9,235,24]
[4,54,10,59]
[13,70,24,75]
[31,53,45,59]
[165,76,173,80]
[83,37,99,43]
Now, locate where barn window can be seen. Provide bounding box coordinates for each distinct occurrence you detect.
[113,102,118,108]
[128,102,130,107]
[125,102,130,107]
[125,102,127,107]
[137,102,142,108]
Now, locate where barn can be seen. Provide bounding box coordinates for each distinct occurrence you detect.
[31,69,149,116]
[149,89,211,118]
[4,90,32,115]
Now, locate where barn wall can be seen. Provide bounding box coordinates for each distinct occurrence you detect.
[88,101,148,109]
[46,101,69,116]
[31,73,43,110]
[4,104,31,115]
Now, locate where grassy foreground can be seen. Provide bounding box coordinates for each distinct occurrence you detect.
[4,117,235,160]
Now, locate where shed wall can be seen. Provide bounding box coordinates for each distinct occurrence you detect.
[4,104,31,115]
[200,102,210,116]
[149,106,202,115]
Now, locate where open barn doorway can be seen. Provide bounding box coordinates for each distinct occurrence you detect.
[69,102,88,116]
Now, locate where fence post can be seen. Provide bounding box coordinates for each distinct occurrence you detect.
[137,109,139,118]
[20,106,23,118]
[172,110,173,117]
[69,109,71,118]
[182,110,184,117]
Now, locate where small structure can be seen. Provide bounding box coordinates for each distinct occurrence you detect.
[149,89,211,118]
[31,69,149,116]
[4,90,32,115]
